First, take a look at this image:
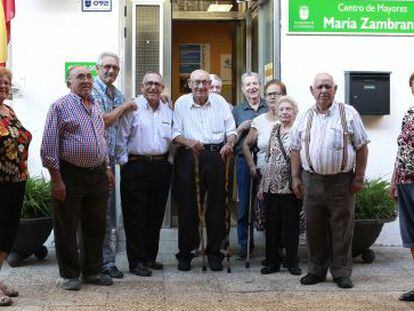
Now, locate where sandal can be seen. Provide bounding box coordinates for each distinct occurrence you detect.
[0,293,12,307]
[0,283,18,298]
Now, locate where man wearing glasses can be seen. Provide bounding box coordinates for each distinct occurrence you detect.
[92,52,137,279]
[116,72,173,277]
[232,72,268,259]
[172,69,237,271]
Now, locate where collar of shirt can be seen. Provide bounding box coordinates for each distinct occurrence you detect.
[93,77,122,99]
[190,95,211,109]
[312,100,338,117]
[69,92,95,107]
[241,98,267,111]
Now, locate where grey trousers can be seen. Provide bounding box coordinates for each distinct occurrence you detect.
[302,170,355,279]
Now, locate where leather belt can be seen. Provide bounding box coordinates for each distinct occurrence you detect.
[203,143,224,152]
[128,153,168,162]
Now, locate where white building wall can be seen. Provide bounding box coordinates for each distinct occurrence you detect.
[10,0,123,177]
[280,0,413,245]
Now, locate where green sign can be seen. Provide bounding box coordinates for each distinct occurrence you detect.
[64,62,97,81]
[289,0,414,34]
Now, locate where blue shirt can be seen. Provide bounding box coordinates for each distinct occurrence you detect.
[232,98,268,156]
[91,77,124,158]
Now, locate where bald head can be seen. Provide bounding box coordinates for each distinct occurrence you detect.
[67,66,93,99]
[312,73,335,88]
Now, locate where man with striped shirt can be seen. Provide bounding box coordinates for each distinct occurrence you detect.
[172,69,237,272]
[290,73,369,289]
[41,66,113,291]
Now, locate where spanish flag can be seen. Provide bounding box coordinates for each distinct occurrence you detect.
[0,1,7,63]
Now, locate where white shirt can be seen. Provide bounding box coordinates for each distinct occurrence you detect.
[172,93,237,144]
[289,101,370,175]
[250,114,278,171]
[116,95,173,165]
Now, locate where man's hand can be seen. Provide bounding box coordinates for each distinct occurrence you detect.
[389,182,398,201]
[249,165,260,179]
[51,176,66,202]
[188,139,204,156]
[220,142,234,161]
[292,177,304,199]
[106,168,115,188]
[237,120,252,133]
[123,100,138,113]
[350,176,364,194]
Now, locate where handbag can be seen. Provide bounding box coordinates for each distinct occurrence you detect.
[275,124,293,190]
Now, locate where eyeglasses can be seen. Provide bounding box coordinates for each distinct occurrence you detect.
[143,81,163,88]
[266,91,282,97]
[102,64,120,72]
[190,80,210,87]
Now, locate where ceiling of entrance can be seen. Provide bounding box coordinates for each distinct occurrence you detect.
[172,0,240,12]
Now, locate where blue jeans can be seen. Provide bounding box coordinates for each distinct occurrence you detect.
[236,156,254,249]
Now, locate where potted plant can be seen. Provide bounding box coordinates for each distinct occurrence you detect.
[352,178,397,263]
[7,176,53,267]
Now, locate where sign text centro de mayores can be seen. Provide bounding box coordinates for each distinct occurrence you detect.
[289,0,414,34]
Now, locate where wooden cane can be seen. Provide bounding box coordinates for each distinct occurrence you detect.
[224,156,232,273]
[194,154,207,272]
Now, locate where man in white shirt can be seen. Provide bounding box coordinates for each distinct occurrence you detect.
[290,73,369,289]
[116,72,173,277]
[172,69,237,272]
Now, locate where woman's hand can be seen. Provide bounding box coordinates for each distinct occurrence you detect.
[250,165,260,179]
[389,182,398,201]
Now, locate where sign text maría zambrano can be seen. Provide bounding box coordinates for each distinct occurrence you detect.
[289,0,414,35]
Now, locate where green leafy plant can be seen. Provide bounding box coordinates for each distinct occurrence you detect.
[21,176,52,218]
[355,179,397,220]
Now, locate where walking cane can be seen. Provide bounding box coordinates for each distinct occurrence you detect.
[224,156,232,273]
[245,149,257,269]
[194,154,207,272]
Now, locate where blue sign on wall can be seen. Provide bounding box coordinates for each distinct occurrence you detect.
[82,0,112,12]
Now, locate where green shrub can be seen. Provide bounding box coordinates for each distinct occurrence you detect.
[22,176,52,218]
[355,179,397,220]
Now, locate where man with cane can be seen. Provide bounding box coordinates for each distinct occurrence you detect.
[172,69,237,272]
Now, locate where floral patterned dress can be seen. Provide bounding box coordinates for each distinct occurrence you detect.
[0,104,32,183]
[261,123,292,194]
[395,107,414,184]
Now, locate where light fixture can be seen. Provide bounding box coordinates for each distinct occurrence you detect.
[207,4,233,12]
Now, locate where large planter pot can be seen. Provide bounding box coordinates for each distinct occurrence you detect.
[7,216,53,267]
[352,218,395,263]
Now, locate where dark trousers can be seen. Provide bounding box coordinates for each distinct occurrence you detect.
[53,162,108,279]
[174,149,226,260]
[263,193,301,267]
[120,159,172,269]
[302,171,355,279]
[0,181,26,254]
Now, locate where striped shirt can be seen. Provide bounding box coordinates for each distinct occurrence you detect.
[289,101,370,175]
[116,95,173,165]
[91,77,124,158]
[172,93,237,144]
[41,93,108,170]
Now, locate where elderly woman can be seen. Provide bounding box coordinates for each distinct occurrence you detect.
[0,68,31,306]
[242,80,287,178]
[391,72,414,302]
[258,96,301,275]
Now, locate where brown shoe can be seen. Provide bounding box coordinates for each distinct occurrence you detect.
[0,292,12,306]
[0,282,18,297]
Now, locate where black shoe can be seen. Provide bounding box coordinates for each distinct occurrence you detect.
[103,265,124,279]
[177,259,191,271]
[81,273,113,286]
[208,256,223,272]
[333,277,353,289]
[260,264,280,275]
[130,263,152,277]
[399,290,414,301]
[261,259,268,266]
[288,265,302,276]
[300,273,325,285]
[146,261,163,270]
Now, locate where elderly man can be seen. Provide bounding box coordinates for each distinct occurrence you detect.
[116,72,172,277]
[41,66,113,290]
[232,72,267,259]
[173,69,237,271]
[290,73,369,289]
[92,52,136,279]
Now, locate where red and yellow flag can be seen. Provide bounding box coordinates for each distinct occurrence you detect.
[0,1,7,63]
